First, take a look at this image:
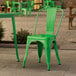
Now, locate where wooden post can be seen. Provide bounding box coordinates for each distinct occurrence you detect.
[68,7,71,30]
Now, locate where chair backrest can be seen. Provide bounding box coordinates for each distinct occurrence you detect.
[46,7,57,35]
[34,7,64,36]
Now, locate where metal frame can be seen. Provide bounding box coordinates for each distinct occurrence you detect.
[0,13,21,61]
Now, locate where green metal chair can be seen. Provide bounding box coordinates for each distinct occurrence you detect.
[6,1,21,13]
[40,0,55,9]
[40,0,63,9]
[23,7,64,71]
[21,1,34,16]
[29,1,34,16]
[21,2,30,16]
[6,1,11,12]
[11,1,21,12]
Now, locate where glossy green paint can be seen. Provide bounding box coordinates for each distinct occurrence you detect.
[6,1,21,13]
[23,7,64,70]
[0,13,20,62]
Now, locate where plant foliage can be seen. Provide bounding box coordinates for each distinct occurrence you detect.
[0,22,4,41]
[12,28,31,44]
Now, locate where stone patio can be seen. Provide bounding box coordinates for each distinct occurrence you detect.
[0,48,76,76]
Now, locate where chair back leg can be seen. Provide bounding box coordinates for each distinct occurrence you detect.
[53,41,61,65]
[37,41,43,63]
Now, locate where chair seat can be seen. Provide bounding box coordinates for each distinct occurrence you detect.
[28,34,56,40]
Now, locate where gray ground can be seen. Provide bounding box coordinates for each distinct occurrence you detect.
[0,48,76,76]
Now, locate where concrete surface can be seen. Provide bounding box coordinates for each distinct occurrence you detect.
[0,48,76,76]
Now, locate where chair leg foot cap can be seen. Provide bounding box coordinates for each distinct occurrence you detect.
[39,58,41,63]
[48,69,50,71]
[39,61,41,63]
[58,64,61,65]
[48,65,50,71]
[23,66,25,68]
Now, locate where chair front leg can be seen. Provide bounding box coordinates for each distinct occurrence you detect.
[53,41,61,65]
[23,39,30,68]
[44,41,52,71]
